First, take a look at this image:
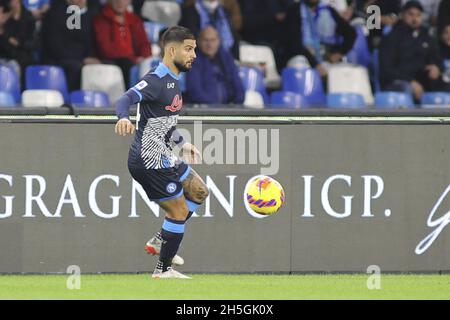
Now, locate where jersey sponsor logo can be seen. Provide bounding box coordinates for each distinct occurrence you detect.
[167,82,175,89]
[165,94,183,112]
[166,182,177,194]
[135,80,148,90]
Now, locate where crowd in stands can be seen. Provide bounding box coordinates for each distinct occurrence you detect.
[0,0,450,109]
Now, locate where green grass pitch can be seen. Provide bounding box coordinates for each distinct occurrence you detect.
[0,274,449,300]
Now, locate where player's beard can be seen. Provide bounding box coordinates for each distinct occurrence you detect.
[174,59,192,73]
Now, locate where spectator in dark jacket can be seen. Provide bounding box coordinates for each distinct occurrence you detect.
[379,1,449,100]
[439,23,450,84]
[438,0,450,36]
[42,0,100,91]
[0,0,15,62]
[0,0,34,75]
[281,0,356,76]
[440,24,450,61]
[93,0,151,83]
[238,0,278,47]
[180,0,239,58]
[185,26,244,105]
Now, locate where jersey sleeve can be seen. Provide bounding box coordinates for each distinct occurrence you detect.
[130,74,162,103]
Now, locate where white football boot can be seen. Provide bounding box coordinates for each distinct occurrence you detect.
[152,267,191,279]
[145,236,185,266]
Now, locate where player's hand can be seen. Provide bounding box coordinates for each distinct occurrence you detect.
[181,142,202,165]
[115,118,135,136]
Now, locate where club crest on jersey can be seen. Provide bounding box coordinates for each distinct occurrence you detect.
[165,94,183,112]
[166,182,177,194]
[135,80,148,90]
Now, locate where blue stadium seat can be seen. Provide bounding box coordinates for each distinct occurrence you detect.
[269,91,304,109]
[281,67,326,106]
[26,65,69,102]
[22,0,49,11]
[0,64,21,103]
[375,92,415,109]
[239,66,269,103]
[0,91,16,107]
[70,90,110,108]
[346,26,371,68]
[327,93,366,109]
[421,92,450,107]
[144,21,167,44]
[129,65,139,87]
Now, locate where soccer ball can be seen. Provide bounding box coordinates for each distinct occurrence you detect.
[245,176,285,215]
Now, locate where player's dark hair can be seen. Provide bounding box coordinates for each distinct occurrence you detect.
[160,26,195,57]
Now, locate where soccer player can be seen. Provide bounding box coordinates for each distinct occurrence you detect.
[114,26,209,279]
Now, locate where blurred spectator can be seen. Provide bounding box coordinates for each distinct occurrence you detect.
[440,24,450,60]
[132,0,144,15]
[93,0,151,83]
[281,0,356,76]
[42,0,100,91]
[185,26,244,104]
[401,0,441,28]
[438,0,450,35]
[24,0,49,21]
[440,24,450,83]
[5,0,35,69]
[180,0,239,58]
[379,1,449,101]
[238,0,278,47]
[355,0,402,50]
[0,0,17,69]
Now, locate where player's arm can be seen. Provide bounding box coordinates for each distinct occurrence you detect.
[114,89,141,136]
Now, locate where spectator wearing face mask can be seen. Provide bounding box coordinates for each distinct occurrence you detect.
[180,0,240,58]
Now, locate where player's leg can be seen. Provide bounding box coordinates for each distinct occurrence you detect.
[181,168,209,220]
[152,194,191,278]
[146,168,208,251]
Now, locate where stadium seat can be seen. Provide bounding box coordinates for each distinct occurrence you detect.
[144,21,167,44]
[421,92,450,108]
[327,63,374,105]
[239,44,281,89]
[327,93,366,109]
[141,1,181,27]
[281,67,326,106]
[70,90,110,108]
[0,64,21,103]
[0,92,16,107]
[25,65,69,102]
[81,64,125,104]
[239,66,269,103]
[269,91,304,109]
[129,65,139,87]
[287,55,311,69]
[346,26,371,68]
[375,92,415,109]
[243,90,264,109]
[21,90,64,108]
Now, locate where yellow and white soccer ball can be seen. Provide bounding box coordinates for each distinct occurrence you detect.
[245,176,285,215]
